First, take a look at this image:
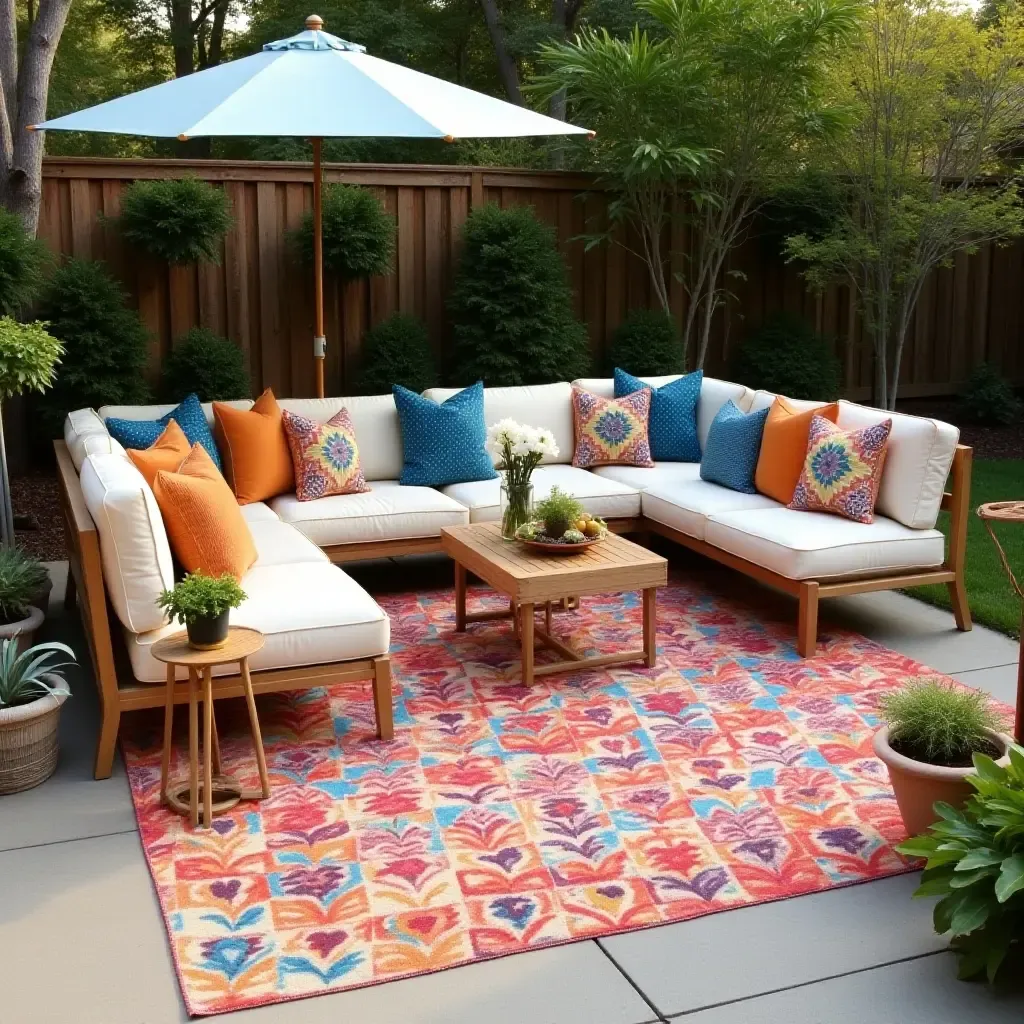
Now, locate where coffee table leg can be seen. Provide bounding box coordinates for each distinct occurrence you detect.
[239,657,272,799]
[521,602,535,685]
[454,562,467,631]
[188,667,198,828]
[202,666,214,828]
[643,588,657,667]
[160,664,174,805]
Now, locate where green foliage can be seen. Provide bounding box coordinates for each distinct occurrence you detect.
[731,314,841,401]
[880,679,1007,766]
[35,259,150,440]
[0,209,50,315]
[0,318,63,401]
[160,328,250,402]
[534,486,585,539]
[356,314,437,396]
[158,572,246,626]
[606,308,682,375]
[117,177,232,265]
[0,638,75,710]
[896,744,1024,983]
[448,204,590,386]
[0,547,49,624]
[758,170,848,260]
[960,364,1022,426]
[293,184,395,281]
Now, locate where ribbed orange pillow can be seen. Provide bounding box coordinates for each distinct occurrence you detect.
[754,397,840,504]
[126,419,191,488]
[213,388,294,504]
[152,444,257,580]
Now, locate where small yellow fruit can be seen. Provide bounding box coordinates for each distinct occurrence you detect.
[583,520,602,538]
[575,519,588,533]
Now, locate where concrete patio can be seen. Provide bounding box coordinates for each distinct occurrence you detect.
[2,556,1023,1024]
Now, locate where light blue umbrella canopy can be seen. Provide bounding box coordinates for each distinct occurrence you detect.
[35,15,591,393]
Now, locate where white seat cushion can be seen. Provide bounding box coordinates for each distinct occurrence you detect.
[642,479,780,541]
[704,507,945,581]
[443,464,641,523]
[64,409,126,469]
[249,520,329,568]
[269,481,468,547]
[126,562,390,682]
[239,502,280,524]
[591,461,702,491]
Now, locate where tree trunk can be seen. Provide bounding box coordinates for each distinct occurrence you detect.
[479,0,523,105]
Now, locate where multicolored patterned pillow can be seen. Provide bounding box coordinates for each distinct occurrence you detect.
[571,386,653,468]
[282,407,370,502]
[790,414,892,523]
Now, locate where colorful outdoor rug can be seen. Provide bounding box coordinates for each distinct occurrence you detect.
[123,576,959,1016]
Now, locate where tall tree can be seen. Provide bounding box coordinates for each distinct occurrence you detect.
[480,0,524,103]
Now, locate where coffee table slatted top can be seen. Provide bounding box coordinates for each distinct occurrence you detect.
[441,523,667,604]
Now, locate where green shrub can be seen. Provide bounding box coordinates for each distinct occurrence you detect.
[0,546,48,624]
[448,204,590,386]
[293,184,395,280]
[117,177,231,265]
[160,328,250,402]
[534,486,584,539]
[158,572,246,625]
[606,309,682,375]
[732,313,841,400]
[0,209,49,315]
[960,364,1022,426]
[0,317,63,400]
[36,259,150,439]
[356,314,436,395]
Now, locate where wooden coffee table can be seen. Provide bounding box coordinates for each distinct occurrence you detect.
[441,523,668,684]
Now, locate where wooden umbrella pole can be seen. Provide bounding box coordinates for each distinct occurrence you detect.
[312,136,325,399]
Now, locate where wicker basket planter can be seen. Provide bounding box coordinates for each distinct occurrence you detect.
[0,690,68,795]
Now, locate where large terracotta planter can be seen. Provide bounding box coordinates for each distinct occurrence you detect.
[0,690,68,794]
[874,726,1013,836]
[0,605,45,651]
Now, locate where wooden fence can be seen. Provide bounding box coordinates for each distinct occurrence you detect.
[39,156,1024,401]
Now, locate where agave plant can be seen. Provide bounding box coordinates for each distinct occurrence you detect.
[0,638,74,709]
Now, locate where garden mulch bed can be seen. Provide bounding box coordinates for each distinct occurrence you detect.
[897,398,1024,460]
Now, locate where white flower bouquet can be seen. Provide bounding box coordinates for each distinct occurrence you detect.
[486,419,559,539]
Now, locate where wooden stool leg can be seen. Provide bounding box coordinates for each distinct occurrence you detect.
[160,664,175,805]
[202,666,214,827]
[372,656,394,741]
[210,701,222,777]
[188,667,199,828]
[239,657,271,799]
[521,602,535,685]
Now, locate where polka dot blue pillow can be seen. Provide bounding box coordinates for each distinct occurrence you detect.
[105,393,222,470]
[699,399,770,494]
[394,381,496,487]
[614,367,702,462]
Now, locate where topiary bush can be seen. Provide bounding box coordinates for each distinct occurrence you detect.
[448,204,590,386]
[355,313,436,395]
[160,327,250,402]
[117,177,232,265]
[960,363,1022,426]
[732,313,841,401]
[35,258,150,439]
[293,184,395,280]
[605,309,683,375]
[0,208,49,315]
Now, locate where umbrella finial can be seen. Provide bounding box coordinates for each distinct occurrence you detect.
[305,14,323,31]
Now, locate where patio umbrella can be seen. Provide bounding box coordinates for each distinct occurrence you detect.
[34,15,591,397]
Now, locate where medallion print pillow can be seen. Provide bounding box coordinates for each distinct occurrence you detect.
[571,386,653,468]
[790,414,892,523]
[282,407,370,501]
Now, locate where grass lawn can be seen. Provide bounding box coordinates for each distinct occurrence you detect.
[913,459,1024,638]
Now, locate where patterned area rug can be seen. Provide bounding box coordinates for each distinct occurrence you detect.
[124,576,947,1016]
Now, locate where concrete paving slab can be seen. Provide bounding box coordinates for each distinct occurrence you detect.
[953,663,1021,708]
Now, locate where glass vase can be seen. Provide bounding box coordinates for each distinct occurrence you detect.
[500,477,534,541]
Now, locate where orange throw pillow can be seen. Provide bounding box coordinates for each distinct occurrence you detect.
[213,388,294,504]
[754,397,840,504]
[126,419,191,488]
[153,444,257,580]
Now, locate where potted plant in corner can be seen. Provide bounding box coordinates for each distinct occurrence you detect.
[0,546,50,646]
[0,637,75,794]
[875,678,1012,836]
[158,572,246,651]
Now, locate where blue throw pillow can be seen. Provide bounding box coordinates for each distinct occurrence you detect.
[105,393,222,470]
[394,382,497,487]
[614,367,702,462]
[700,400,770,494]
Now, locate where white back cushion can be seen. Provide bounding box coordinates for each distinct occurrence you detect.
[64,409,126,469]
[98,400,253,428]
[277,394,404,482]
[79,454,174,634]
[423,383,574,465]
[837,400,959,530]
[748,390,832,415]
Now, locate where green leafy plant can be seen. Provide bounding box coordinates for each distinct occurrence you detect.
[960,364,1022,426]
[0,208,49,315]
[731,314,841,401]
[160,328,250,402]
[0,546,48,624]
[534,486,585,539]
[355,314,437,395]
[0,637,75,709]
[293,184,395,280]
[157,572,246,626]
[117,177,232,265]
[897,744,1024,982]
[880,679,1007,767]
[448,204,590,386]
[0,317,63,400]
[606,309,683,376]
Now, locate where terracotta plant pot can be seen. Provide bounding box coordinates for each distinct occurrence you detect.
[874,726,1013,836]
[0,605,45,651]
[0,690,68,795]
[186,609,230,651]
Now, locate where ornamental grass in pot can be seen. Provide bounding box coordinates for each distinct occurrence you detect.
[0,546,50,647]
[874,679,1012,836]
[158,572,246,650]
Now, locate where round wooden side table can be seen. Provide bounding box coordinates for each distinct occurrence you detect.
[152,626,271,829]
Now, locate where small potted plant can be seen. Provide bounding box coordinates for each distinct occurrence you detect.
[0,637,75,794]
[486,418,560,540]
[0,546,50,646]
[516,486,607,550]
[158,572,246,650]
[874,678,1012,836]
